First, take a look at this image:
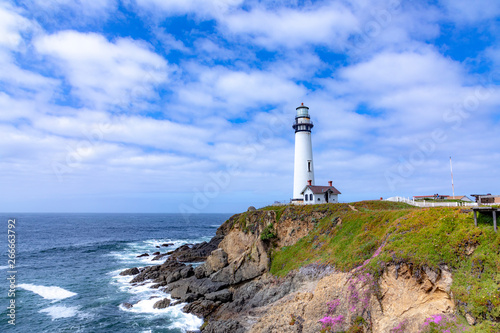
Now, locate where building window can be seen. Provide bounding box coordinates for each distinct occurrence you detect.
[317,198,320,201]
[307,160,311,172]
[305,194,308,201]
[310,194,313,201]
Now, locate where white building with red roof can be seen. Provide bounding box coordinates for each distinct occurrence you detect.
[301,180,341,204]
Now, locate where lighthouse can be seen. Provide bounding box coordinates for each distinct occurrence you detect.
[292,103,315,201]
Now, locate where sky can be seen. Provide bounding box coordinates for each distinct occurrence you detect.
[1,0,499,214]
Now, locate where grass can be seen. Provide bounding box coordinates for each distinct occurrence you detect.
[264,201,500,329]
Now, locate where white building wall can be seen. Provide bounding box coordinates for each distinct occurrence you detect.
[302,188,339,205]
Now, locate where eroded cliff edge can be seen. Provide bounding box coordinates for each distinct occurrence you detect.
[122,202,500,332]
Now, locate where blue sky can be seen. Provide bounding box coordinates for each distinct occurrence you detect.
[1,0,499,213]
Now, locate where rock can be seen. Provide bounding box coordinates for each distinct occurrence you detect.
[183,300,219,317]
[137,253,149,258]
[203,320,245,333]
[183,293,203,303]
[205,289,232,303]
[205,249,228,275]
[152,253,169,261]
[130,265,161,283]
[423,266,440,284]
[167,276,228,295]
[156,246,160,248]
[171,285,190,300]
[122,302,133,309]
[153,298,171,309]
[194,265,206,279]
[247,206,256,211]
[120,267,140,276]
[169,237,224,262]
[180,266,195,279]
[466,313,476,326]
[152,251,160,255]
[162,243,174,247]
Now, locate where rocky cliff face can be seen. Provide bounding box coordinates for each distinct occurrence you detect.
[121,206,459,333]
[249,264,455,333]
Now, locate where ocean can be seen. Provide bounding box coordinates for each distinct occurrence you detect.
[0,213,233,333]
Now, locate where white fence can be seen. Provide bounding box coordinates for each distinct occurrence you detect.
[386,196,479,208]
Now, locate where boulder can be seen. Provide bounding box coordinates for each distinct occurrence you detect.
[137,253,149,258]
[171,285,190,300]
[153,298,171,309]
[180,266,195,279]
[162,243,174,247]
[152,251,160,256]
[205,249,228,275]
[194,265,207,279]
[183,300,219,317]
[122,302,133,309]
[119,267,139,276]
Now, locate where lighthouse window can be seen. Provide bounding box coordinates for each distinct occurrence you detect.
[307,161,311,172]
[310,194,313,201]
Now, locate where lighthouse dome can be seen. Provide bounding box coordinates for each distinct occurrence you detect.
[296,103,309,117]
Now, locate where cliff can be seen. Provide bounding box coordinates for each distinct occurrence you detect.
[122,201,500,333]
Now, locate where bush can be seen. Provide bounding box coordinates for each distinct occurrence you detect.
[261,223,277,241]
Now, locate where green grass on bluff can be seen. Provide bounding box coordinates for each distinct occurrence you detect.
[264,201,500,330]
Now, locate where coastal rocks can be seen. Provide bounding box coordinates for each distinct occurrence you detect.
[183,300,219,317]
[152,253,169,261]
[120,267,139,276]
[153,298,171,309]
[169,236,224,262]
[122,302,134,309]
[205,289,232,303]
[249,264,456,333]
[204,249,228,275]
[137,253,149,258]
[248,272,349,333]
[167,276,229,296]
[372,264,455,332]
[203,319,245,333]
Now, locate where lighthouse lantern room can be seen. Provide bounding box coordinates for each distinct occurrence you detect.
[292,103,315,201]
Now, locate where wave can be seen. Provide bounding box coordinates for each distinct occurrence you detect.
[108,237,212,266]
[18,283,77,301]
[39,305,79,320]
[120,298,203,331]
[111,272,203,331]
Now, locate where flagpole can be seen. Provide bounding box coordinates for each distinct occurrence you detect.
[450,157,455,198]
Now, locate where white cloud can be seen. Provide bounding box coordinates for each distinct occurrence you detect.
[439,0,500,23]
[0,3,33,50]
[34,31,170,109]
[24,0,117,22]
[220,3,358,49]
[133,0,243,18]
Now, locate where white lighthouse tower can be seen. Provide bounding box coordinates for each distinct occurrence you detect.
[292,103,315,201]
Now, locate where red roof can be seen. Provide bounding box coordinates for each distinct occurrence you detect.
[301,185,341,195]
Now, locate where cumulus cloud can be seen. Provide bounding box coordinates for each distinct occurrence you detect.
[220,3,358,50]
[34,31,170,109]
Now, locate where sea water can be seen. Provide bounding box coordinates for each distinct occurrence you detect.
[0,213,232,332]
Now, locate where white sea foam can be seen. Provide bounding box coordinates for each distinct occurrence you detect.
[39,305,79,320]
[18,284,77,301]
[121,297,203,330]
